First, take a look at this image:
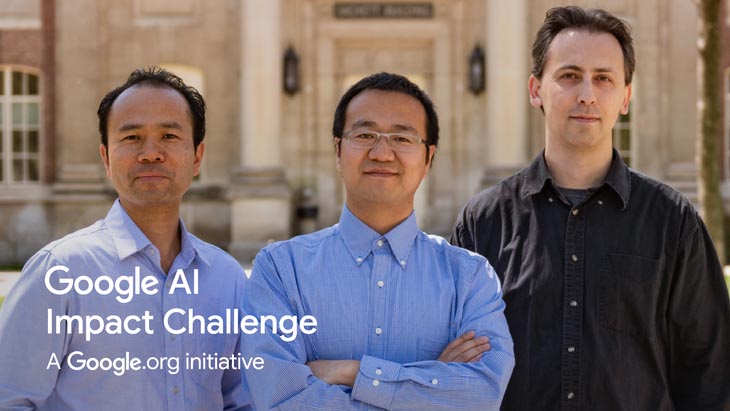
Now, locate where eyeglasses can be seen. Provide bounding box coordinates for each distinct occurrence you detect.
[341,129,426,153]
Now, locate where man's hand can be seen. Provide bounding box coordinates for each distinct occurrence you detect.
[307,332,488,387]
[307,360,360,387]
[437,330,490,363]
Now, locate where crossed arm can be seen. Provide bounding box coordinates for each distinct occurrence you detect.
[241,250,515,411]
[308,331,491,386]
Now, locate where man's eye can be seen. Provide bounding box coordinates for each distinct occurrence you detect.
[122,135,140,141]
[596,76,612,83]
[163,134,178,139]
[392,135,415,145]
[353,132,376,141]
[561,73,578,80]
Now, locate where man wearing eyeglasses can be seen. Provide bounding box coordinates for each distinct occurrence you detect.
[240,72,514,410]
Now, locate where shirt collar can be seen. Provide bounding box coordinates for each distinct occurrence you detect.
[338,204,419,268]
[104,199,210,266]
[521,149,631,210]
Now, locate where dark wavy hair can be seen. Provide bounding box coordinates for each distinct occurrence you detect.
[532,6,635,85]
[97,66,206,148]
[332,72,439,163]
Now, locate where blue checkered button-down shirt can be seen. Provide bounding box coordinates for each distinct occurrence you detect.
[242,205,514,410]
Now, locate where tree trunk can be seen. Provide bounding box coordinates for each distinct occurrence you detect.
[696,0,726,263]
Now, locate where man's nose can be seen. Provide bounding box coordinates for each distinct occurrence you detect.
[138,139,165,162]
[368,135,396,161]
[577,79,597,105]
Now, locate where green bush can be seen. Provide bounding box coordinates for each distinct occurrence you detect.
[0,296,4,309]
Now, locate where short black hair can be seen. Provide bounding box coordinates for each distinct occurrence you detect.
[332,72,439,149]
[532,6,635,85]
[97,66,206,148]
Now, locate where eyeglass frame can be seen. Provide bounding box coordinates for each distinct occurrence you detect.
[338,129,428,153]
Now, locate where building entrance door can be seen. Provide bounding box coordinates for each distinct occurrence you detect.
[313,30,450,230]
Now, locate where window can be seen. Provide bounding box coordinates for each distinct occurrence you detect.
[613,110,633,167]
[0,66,41,184]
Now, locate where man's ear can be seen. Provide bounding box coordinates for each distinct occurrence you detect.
[426,145,436,169]
[528,75,543,108]
[99,144,111,178]
[193,142,205,176]
[620,83,632,115]
[334,138,341,172]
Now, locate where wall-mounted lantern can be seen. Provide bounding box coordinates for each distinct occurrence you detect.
[468,45,486,95]
[283,46,300,95]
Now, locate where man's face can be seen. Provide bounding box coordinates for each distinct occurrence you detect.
[528,29,632,153]
[100,85,203,210]
[336,89,434,211]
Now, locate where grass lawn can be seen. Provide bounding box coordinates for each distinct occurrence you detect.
[0,295,4,309]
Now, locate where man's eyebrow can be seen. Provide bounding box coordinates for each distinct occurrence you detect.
[351,119,377,129]
[117,121,184,133]
[118,123,143,133]
[556,64,617,73]
[556,65,582,72]
[350,119,417,132]
[390,124,417,133]
[159,121,184,130]
[592,67,617,74]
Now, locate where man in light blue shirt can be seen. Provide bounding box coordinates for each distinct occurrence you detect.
[242,72,514,410]
[0,68,250,410]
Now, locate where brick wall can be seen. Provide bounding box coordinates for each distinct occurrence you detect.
[0,30,41,67]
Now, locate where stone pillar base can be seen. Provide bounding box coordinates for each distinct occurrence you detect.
[52,164,114,239]
[228,166,291,265]
[52,180,114,240]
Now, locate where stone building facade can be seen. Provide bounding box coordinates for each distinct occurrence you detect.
[0,0,723,264]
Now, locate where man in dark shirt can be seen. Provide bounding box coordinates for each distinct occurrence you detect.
[452,6,730,411]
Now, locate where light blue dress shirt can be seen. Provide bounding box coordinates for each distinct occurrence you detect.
[241,205,514,410]
[0,200,251,410]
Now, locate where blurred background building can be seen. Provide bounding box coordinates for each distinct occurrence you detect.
[0,0,729,265]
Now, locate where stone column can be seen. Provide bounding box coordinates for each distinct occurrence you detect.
[481,0,529,188]
[229,0,291,264]
[52,0,112,240]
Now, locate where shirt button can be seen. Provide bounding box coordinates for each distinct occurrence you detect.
[431,379,438,385]
[572,209,579,215]
[356,257,363,263]
[548,197,554,203]
[399,259,406,266]
[571,254,578,262]
[377,240,384,247]
[373,379,380,387]
[598,200,604,205]
[375,368,382,375]
[568,346,576,353]
[375,327,382,335]
[570,300,578,307]
[170,334,176,341]
[173,386,180,395]
[377,280,384,288]
[567,392,575,400]
[148,248,155,255]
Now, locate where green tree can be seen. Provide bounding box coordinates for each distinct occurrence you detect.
[695,0,726,263]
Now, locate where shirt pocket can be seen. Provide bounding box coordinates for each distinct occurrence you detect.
[599,253,661,336]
